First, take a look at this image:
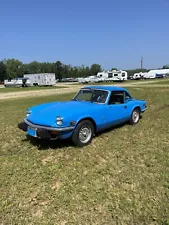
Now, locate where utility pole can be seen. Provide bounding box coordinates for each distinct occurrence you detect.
[141,56,143,72]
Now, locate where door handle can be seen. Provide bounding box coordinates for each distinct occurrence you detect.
[124,105,127,109]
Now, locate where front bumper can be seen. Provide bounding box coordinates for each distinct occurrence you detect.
[18,119,74,139]
[141,108,147,113]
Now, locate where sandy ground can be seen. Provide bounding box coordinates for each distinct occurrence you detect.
[0,80,168,100]
[0,86,81,100]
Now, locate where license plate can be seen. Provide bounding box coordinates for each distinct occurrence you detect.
[27,127,37,137]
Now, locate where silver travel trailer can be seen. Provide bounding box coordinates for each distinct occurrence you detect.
[23,73,56,86]
[4,78,31,88]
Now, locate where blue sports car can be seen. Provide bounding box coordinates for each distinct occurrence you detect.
[18,86,147,147]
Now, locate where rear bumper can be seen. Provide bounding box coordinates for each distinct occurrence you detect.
[18,120,74,140]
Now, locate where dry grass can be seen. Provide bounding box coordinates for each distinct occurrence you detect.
[0,85,66,93]
[0,87,169,225]
[143,79,169,85]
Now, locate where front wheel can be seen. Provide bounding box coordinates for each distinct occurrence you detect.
[129,108,140,125]
[71,120,94,147]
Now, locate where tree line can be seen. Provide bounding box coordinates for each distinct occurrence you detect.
[0,59,102,81]
[0,58,168,82]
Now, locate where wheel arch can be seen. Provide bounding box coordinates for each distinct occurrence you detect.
[76,117,97,134]
[132,105,141,113]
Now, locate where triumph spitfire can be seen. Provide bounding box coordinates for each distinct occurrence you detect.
[18,86,147,147]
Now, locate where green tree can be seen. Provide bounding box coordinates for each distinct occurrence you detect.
[126,68,149,78]
[4,59,23,79]
[85,66,91,77]
[162,65,169,69]
[26,61,42,74]
[55,61,63,80]
[90,64,102,75]
[0,61,7,81]
[111,67,118,71]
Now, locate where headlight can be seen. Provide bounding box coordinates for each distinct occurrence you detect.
[26,110,31,117]
[56,116,63,126]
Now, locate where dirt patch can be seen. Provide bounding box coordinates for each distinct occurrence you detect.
[0,86,81,100]
[0,82,168,100]
[51,181,62,190]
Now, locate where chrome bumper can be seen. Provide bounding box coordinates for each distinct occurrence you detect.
[24,119,74,132]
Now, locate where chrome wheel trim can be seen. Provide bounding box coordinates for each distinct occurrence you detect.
[132,110,139,123]
[79,126,92,143]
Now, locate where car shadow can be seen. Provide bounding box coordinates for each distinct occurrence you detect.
[22,135,74,150]
[95,116,142,137]
[95,122,126,137]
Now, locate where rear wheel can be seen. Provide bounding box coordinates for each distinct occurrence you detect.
[129,108,140,125]
[71,120,94,147]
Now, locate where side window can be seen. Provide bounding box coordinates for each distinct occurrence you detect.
[125,91,131,101]
[108,91,124,105]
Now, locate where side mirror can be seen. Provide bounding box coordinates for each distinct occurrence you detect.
[125,98,131,103]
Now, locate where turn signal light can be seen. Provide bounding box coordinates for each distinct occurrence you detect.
[70,121,76,125]
[50,131,57,135]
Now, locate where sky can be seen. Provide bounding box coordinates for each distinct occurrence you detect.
[0,0,169,70]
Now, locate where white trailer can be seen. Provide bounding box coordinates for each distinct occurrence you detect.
[143,69,169,79]
[23,73,56,86]
[132,72,145,80]
[96,71,109,82]
[97,70,127,82]
[85,75,99,83]
[4,78,31,88]
[78,75,99,83]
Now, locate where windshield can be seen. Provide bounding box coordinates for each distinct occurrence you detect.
[73,89,108,103]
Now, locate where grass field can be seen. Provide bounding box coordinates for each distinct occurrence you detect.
[72,80,147,85]
[0,87,169,225]
[0,85,66,93]
[143,79,169,85]
[74,78,169,86]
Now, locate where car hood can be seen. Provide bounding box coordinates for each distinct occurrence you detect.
[27,100,101,126]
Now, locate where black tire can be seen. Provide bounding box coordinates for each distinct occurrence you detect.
[129,108,140,125]
[71,120,94,147]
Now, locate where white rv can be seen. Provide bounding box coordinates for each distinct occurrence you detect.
[98,70,127,82]
[96,71,109,82]
[23,73,56,86]
[132,72,145,80]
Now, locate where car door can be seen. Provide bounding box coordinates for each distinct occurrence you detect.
[104,91,131,128]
